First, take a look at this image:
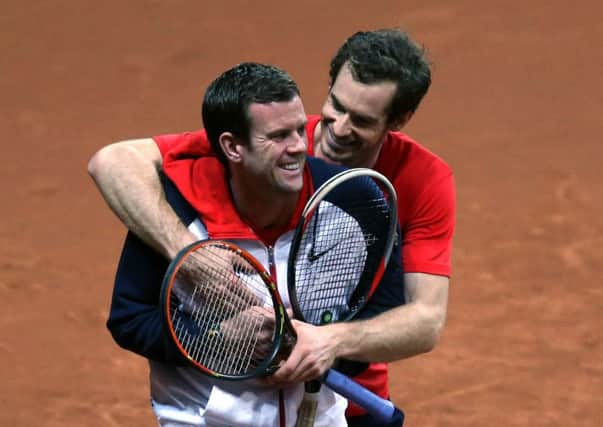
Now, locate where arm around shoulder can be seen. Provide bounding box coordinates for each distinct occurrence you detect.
[332,272,449,363]
[88,138,163,185]
[87,138,195,259]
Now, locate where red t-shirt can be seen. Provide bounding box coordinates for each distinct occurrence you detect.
[154,116,455,415]
[155,118,454,276]
[306,115,455,415]
[304,115,455,277]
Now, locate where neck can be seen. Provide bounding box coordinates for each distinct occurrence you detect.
[229,177,298,231]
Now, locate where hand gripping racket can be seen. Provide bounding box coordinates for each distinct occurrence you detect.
[160,239,396,423]
[288,168,399,426]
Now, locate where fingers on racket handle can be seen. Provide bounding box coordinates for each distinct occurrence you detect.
[323,369,395,423]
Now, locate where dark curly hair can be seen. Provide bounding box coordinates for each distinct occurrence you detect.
[329,29,431,124]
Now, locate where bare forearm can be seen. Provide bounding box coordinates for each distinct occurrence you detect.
[333,302,443,362]
[268,273,449,384]
[87,139,196,259]
[333,272,449,362]
[267,296,445,385]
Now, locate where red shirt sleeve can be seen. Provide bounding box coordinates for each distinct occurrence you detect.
[152,129,211,159]
[401,171,455,276]
[376,133,456,277]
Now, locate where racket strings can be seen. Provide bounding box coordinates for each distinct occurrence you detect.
[293,176,395,324]
[168,244,278,376]
[294,222,367,323]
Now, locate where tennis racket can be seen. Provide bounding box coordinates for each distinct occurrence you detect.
[160,239,396,423]
[288,168,399,426]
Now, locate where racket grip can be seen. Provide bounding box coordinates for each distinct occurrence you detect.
[295,390,319,427]
[323,369,395,423]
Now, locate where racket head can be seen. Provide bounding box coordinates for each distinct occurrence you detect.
[288,168,398,324]
[160,240,291,380]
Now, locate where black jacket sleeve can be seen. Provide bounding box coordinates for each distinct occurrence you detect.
[106,172,197,364]
[106,231,186,364]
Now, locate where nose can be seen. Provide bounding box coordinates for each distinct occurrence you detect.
[332,113,351,138]
[287,131,307,154]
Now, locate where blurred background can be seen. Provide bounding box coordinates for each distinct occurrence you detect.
[1,1,601,425]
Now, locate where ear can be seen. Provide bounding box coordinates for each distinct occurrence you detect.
[389,111,414,131]
[219,133,244,163]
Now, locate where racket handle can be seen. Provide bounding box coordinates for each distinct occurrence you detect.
[295,389,319,427]
[323,369,395,423]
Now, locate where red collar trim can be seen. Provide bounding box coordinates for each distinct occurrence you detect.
[162,153,312,244]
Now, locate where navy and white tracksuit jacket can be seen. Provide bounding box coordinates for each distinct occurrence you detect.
[107,157,404,426]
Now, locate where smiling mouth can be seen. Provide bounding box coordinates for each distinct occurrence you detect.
[280,159,303,171]
[325,126,357,152]
[326,139,346,153]
[281,162,299,170]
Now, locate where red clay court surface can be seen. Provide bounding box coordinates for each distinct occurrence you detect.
[1,1,601,426]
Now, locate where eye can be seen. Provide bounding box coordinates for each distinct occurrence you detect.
[350,113,378,129]
[351,116,371,128]
[270,131,288,142]
[297,126,306,137]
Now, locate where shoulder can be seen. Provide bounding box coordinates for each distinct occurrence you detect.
[376,131,454,198]
[153,129,209,157]
[378,131,452,177]
[153,129,207,145]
